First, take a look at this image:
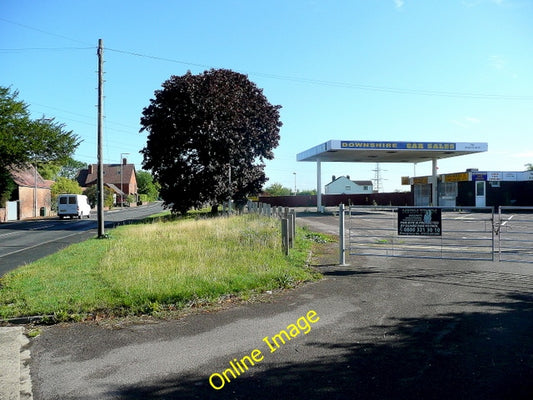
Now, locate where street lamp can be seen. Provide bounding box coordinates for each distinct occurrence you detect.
[34,162,38,217]
[120,153,130,208]
[293,172,297,195]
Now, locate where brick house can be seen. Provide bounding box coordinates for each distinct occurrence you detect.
[0,165,52,221]
[76,158,138,206]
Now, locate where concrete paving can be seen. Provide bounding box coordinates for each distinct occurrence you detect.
[24,255,533,400]
[0,326,32,400]
[2,212,533,399]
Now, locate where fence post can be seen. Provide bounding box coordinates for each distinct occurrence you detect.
[339,203,349,266]
[281,218,289,255]
[287,211,294,248]
[290,209,296,248]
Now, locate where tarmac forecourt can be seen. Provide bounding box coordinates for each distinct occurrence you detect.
[208,310,320,390]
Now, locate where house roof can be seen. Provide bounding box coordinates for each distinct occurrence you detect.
[325,176,373,187]
[77,163,136,187]
[105,183,125,196]
[353,180,373,186]
[9,165,52,189]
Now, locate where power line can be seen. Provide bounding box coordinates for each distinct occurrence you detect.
[0,47,93,53]
[106,46,533,101]
[0,17,92,46]
[106,47,212,70]
[30,102,141,131]
[2,16,531,101]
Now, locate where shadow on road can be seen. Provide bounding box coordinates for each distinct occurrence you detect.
[108,292,533,400]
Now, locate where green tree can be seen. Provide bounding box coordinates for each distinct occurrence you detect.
[0,87,81,197]
[0,170,16,207]
[37,163,62,180]
[58,158,87,180]
[136,170,160,202]
[526,163,533,171]
[0,87,80,168]
[84,185,114,209]
[140,69,282,214]
[34,158,86,181]
[264,183,292,196]
[50,178,82,210]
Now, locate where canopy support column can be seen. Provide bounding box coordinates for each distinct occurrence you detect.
[432,158,438,206]
[317,158,322,212]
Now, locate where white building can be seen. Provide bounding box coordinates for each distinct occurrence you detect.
[325,176,373,194]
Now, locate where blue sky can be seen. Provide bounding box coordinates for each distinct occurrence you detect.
[1,0,532,192]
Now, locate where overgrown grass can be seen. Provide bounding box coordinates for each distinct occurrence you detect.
[0,214,324,321]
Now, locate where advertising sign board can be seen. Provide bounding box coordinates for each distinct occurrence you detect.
[398,208,442,236]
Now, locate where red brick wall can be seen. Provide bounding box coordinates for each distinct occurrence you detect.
[258,192,413,208]
[18,187,51,219]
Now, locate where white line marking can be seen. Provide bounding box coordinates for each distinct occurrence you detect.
[0,230,92,259]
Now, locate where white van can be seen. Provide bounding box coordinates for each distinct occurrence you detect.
[57,194,92,219]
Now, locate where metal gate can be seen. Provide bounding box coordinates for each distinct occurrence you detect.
[497,206,533,263]
[348,206,495,261]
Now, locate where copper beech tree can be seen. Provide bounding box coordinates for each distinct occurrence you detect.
[140,69,282,214]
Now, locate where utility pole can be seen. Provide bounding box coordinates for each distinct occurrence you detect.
[97,39,105,238]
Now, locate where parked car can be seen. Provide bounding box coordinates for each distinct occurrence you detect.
[57,194,91,219]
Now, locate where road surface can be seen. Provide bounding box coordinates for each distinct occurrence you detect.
[25,212,533,399]
[0,202,165,276]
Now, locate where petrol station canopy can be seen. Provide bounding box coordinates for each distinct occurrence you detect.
[296,140,488,210]
[297,140,488,163]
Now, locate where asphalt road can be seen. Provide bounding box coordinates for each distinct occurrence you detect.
[27,213,533,400]
[0,202,165,276]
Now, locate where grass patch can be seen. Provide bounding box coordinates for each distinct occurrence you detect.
[0,214,322,321]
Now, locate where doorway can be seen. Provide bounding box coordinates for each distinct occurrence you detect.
[475,181,486,207]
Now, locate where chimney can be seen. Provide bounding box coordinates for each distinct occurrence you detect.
[332,175,336,182]
[122,158,127,165]
[346,175,350,180]
[88,164,94,175]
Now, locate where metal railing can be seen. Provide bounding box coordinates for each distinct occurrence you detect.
[347,206,495,261]
[497,206,533,263]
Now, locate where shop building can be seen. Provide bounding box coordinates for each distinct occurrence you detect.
[407,169,533,207]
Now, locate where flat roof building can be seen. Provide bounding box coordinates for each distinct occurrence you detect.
[297,140,488,210]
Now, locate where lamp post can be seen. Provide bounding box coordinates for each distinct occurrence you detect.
[120,152,129,208]
[293,172,297,195]
[34,162,38,217]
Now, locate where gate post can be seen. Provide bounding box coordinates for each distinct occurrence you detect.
[281,218,289,255]
[497,206,501,262]
[339,203,349,266]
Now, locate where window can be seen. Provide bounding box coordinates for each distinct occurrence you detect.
[68,196,77,204]
[59,197,67,204]
[440,182,458,197]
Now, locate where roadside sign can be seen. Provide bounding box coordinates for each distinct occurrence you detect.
[398,208,442,236]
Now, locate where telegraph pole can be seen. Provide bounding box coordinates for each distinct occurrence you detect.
[97,39,105,238]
